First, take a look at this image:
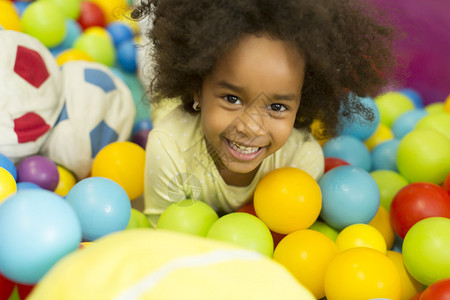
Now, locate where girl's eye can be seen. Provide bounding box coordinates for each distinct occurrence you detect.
[269,103,287,112]
[224,95,241,104]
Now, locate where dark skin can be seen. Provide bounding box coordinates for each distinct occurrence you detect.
[132,0,398,139]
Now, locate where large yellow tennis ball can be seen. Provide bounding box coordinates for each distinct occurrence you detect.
[254,167,322,234]
[91,141,145,200]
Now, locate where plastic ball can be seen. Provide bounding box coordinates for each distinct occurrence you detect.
[42,0,81,19]
[57,18,83,50]
[206,212,273,257]
[65,177,131,241]
[390,182,450,239]
[371,139,400,171]
[73,32,116,66]
[0,272,16,300]
[84,26,112,41]
[369,206,395,250]
[339,96,380,140]
[131,129,151,149]
[13,1,32,17]
[324,157,350,173]
[420,278,450,300]
[90,0,128,24]
[20,1,67,48]
[425,102,444,114]
[415,111,450,140]
[0,189,81,284]
[106,21,134,47]
[16,155,59,191]
[399,88,423,108]
[444,94,450,113]
[319,165,380,230]
[0,1,22,31]
[364,123,394,151]
[323,135,371,171]
[386,251,424,300]
[336,223,387,254]
[375,91,415,127]
[157,199,219,237]
[0,153,17,181]
[444,172,450,195]
[53,165,76,197]
[126,208,151,229]
[310,118,329,146]
[308,220,339,242]
[370,170,409,211]
[324,247,401,300]
[273,229,339,299]
[16,182,41,191]
[253,167,322,234]
[402,217,450,286]
[396,128,450,184]
[391,109,427,139]
[117,39,137,73]
[132,118,153,135]
[91,141,145,200]
[77,1,105,30]
[0,167,17,204]
[56,48,93,65]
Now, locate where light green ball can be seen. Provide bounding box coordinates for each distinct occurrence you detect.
[415,111,450,140]
[308,220,339,241]
[74,33,116,66]
[370,170,409,211]
[375,91,415,127]
[425,102,444,115]
[207,212,274,257]
[126,208,151,229]
[397,128,450,184]
[157,199,219,237]
[403,217,450,286]
[21,1,67,48]
[41,0,81,19]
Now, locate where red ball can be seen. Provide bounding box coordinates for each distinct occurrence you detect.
[390,182,450,238]
[17,283,34,299]
[420,278,450,300]
[77,1,105,30]
[0,272,15,300]
[324,157,350,173]
[443,172,450,196]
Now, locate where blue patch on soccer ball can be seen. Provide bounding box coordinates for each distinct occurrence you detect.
[84,68,116,93]
[90,120,118,158]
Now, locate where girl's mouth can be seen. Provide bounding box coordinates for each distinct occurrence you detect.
[223,137,264,161]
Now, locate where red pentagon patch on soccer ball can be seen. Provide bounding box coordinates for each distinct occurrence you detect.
[14,112,51,143]
[14,45,50,88]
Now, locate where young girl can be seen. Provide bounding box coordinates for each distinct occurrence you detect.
[132,0,396,227]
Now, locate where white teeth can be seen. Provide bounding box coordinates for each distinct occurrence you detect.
[229,140,260,154]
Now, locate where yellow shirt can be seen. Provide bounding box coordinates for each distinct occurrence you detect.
[144,105,324,227]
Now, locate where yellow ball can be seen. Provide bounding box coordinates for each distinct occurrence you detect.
[336,223,387,254]
[91,0,128,24]
[0,1,22,31]
[56,49,93,66]
[273,229,339,299]
[310,119,329,146]
[84,26,112,41]
[369,206,395,250]
[91,141,145,200]
[364,123,394,150]
[386,250,424,300]
[0,167,17,204]
[444,95,450,114]
[53,165,77,197]
[254,167,322,234]
[425,102,444,114]
[324,247,402,300]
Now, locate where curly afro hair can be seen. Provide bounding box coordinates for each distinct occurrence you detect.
[132,0,397,138]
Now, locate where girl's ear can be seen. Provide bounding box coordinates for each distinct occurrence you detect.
[193,89,202,105]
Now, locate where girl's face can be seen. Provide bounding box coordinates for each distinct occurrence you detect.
[198,34,305,182]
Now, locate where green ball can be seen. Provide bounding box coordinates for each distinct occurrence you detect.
[207,212,274,257]
[126,208,151,229]
[425,102,444,115]
[415,112,450,140]
[74,33,116,66]
[375,91,415,127]
[397,128,450,184]
[370,170,409,211]
[20,1,67,48]
[157,199,219,237]
[308,220,339,241]
[402,217,450,286]
[41,0,81,19]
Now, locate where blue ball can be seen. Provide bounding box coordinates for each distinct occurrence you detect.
[391,109,427,139]
[400,88,423,108]
[0,153,17,181]
[371,139,400,171]
[117,39,137,73]
[0,190,81,284]
[16,181,42,191]
[59,18,82,49]
[13,1,31,17]
[106,21,134,48]
[339,96,380,140]
[65,177,131,241]
[322,135,372,171]
[318,165,380,230]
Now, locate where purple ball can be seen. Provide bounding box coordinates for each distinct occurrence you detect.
[131,129,151,149]
[17,156,59,191]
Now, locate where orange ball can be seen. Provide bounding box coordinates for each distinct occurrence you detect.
[254,167,322,234]
[91,141,145,200]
